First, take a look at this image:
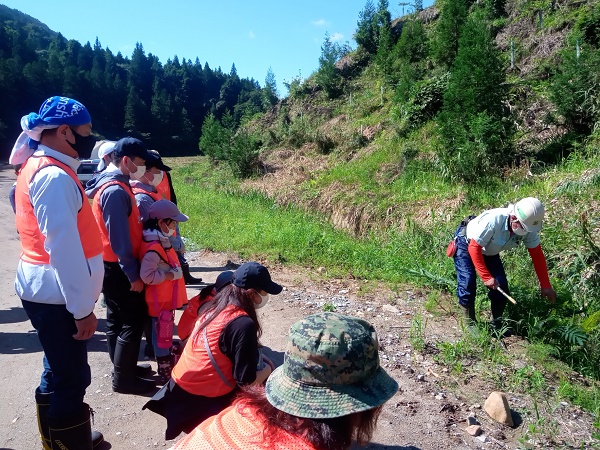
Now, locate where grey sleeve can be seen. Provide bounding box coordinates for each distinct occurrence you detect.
[136,193,154,223]
[100,185,140,282]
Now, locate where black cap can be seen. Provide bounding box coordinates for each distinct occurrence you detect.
[233,262,283,295]
[214,271,234,292]
[113,137,151,161]
[146,149,172,171]
[145,151,171,171]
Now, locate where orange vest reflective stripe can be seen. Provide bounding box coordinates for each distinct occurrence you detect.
[92,180,142,262]
[156,175,171,201]
[172,305,248,397]
[15,155,102,264]
[140,239,187,316]
[132,185,163,202]
[173,404,317,450]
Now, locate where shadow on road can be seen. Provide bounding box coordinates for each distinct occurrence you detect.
[262,346,284,367]
[0,306,28,325]
[355,445,421,449]
[0,330,42,354]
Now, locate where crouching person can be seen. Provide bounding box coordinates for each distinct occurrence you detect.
[171,312,399,450]
[139,200,189,383]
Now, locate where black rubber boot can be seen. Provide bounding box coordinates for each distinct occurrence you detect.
[48,403,103,450]
[106,331,117,364]
[35,388,51,450]
[460,303,476,322]
[156,355,175,385]
[181,263,202,285]
[490,297,511,336]
[112,337,156,395]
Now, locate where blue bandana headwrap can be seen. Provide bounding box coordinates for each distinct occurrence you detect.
[9,96,92,164]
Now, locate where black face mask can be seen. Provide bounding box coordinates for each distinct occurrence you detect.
[67,128,97,159]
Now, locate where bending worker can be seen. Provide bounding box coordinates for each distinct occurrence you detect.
[452,197,556,325]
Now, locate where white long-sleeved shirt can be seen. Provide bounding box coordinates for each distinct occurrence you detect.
[15,146,104,319]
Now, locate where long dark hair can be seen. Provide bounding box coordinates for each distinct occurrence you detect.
[235,386,382,450]
[192,284,262,341]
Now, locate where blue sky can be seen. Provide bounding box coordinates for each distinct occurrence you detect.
[1,0,434,95]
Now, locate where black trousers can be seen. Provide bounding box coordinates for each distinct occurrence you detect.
[102,261,148,345]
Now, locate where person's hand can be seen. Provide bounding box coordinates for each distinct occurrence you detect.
[262,355,275,371]
[484,277,498,289]
[170,267,183,280]
[73,313,98,340]
[130,279,144,292]
[541,287,557,304]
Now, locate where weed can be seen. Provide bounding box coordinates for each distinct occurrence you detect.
[409,313,427,352]
[322,302,336,312]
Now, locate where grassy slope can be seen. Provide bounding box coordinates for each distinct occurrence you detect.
[169,0,600,428]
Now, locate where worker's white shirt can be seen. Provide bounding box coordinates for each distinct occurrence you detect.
[466,207,540,256]
[15,146,104,319]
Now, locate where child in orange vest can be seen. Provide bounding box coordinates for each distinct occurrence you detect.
[177,270,234,343]
[140,200,189,383]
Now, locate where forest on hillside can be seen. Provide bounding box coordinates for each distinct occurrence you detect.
[0,4,278,157]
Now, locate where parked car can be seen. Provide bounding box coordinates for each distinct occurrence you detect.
[76,159,100,185]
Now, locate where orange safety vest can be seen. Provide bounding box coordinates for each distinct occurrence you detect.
[172,305,248,397]
[15,155,102,264]
[140,239,187,316]
[132,185,163,202]
[173,404,317,450]
[92,180,142,262]
[177,291,215,341]
[156,175,171,201]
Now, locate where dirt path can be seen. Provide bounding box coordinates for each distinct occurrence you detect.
[0,165,595,450]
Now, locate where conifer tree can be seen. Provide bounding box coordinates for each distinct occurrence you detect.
[437,10,512,181]
[432,0,469,68]
[355,0,378,54]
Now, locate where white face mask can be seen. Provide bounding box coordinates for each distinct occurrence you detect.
[254,292,270,309]
[511,219,528,236]
[513,227,528,237]
[160,221,176,237]
[149,171,164,187]
[128,159,146,181]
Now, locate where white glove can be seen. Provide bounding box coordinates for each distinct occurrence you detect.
[170,267,183,280]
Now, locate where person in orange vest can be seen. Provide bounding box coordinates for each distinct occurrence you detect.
[85,137,156,395]
[131,154,172,222]
[131,153,177,361]
[177,270,234,343]
[143,261,281,440]
[149,149,202,285]
[139,200,189,383]
[10,96,105,449]
[170,313,399,450]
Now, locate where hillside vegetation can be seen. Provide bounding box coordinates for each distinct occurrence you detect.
[174,0,600,424]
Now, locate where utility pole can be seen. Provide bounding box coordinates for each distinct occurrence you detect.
[399,2,410,16]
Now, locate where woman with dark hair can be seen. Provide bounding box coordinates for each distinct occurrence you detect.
[143,262,282,440]
[171,312,399,450]
[177,270,234,343]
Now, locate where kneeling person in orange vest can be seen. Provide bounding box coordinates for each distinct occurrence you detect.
[170,313,399,450]
[139,200,189,384]
[143,262,281,440]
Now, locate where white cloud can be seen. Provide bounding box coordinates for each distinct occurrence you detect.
[329,32,344,42]
[311,19,328,26]
[249,30,255,39]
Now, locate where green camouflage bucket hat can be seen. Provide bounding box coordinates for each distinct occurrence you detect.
[265,312,398,419]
